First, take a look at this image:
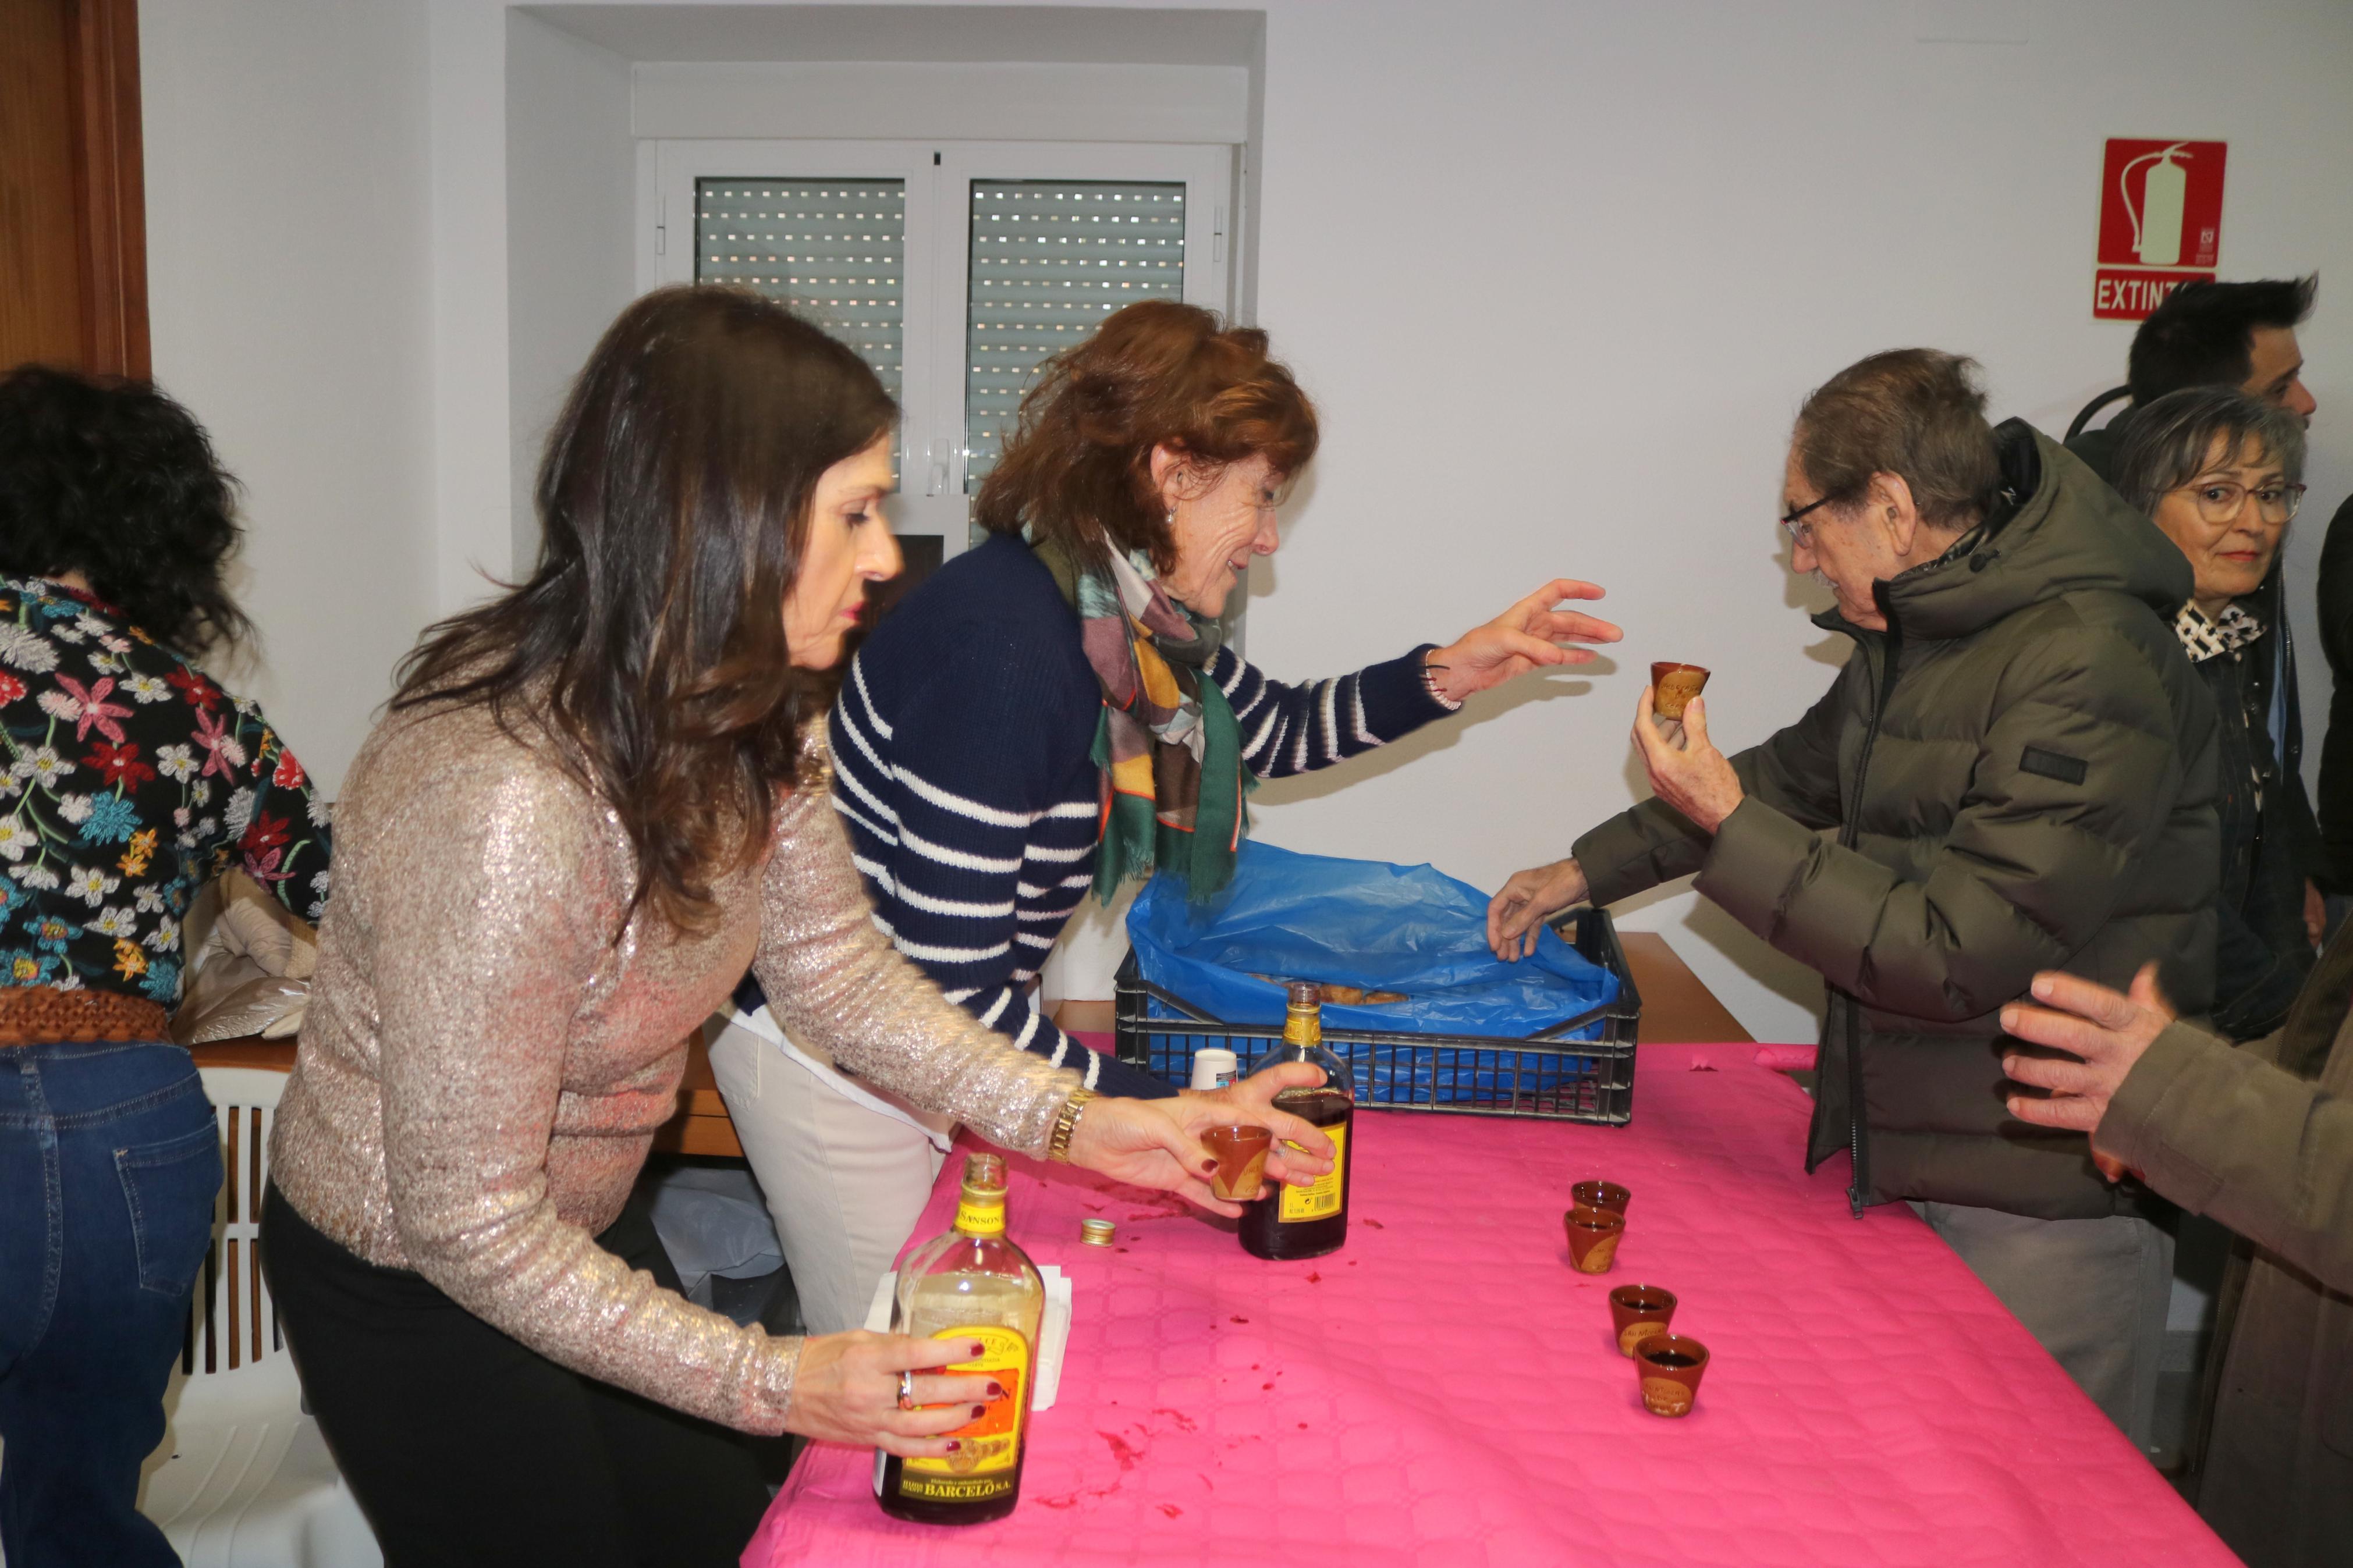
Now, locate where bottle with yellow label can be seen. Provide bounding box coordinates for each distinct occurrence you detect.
[1239,982,1355,1261]
[876,1152,1044,1524]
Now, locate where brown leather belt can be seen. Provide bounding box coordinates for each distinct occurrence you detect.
[0,984,173,1046]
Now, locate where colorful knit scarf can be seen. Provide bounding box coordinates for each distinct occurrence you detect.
[1033,534,1247,903]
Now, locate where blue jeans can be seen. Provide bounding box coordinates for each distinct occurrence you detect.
[0,1041,221,1568]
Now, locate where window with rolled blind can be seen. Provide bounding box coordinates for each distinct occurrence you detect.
[692,177,906,406]
[963,181,1187,492]
[652,141,1229,559]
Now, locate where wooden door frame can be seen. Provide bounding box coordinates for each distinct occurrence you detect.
[68,0,148,378]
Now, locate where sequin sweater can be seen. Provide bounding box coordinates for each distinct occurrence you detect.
[268,695,1084,1434]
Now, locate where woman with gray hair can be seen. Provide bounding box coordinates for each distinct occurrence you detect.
[2114,387,2314,1040]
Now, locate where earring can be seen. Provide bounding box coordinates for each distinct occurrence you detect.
[1165,507,1176,526]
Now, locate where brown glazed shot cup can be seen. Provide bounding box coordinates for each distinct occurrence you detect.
[1633,1333,1710,1417]
[1201,1123,1273,1201]
[1572,1179,1631,1217]
[1650,663,1711,720]
[1607,1284,1677,1356]
[1562,1203,1626,1274]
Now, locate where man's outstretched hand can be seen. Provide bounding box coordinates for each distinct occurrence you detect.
[1999,962,2174,1179]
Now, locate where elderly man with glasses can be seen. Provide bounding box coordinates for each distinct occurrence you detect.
[1489,348,2219,1451]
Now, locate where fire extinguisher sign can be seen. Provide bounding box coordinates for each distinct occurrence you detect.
[2093,137,2226,321]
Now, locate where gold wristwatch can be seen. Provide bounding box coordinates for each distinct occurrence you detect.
[1048,1088,1098,1164]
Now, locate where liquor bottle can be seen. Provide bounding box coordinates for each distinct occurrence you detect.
[876,1153,1045,1524]
[1238,981,1355,1260]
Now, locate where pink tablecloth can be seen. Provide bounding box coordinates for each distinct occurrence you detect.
[745,1043,2236,1567]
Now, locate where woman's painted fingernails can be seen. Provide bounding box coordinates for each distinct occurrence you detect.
[972,1404,988,1419]
[986,1382,1005,1399]
[945,1440,961,1452]
[968,1342,986,1358]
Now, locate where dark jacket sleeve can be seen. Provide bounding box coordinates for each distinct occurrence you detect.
[1574,669,1851,906]
[1694,620,2195,1022]
[2212,895,2308,1041]
[2313,494,2353,890]
[2103,1016,2353,1296]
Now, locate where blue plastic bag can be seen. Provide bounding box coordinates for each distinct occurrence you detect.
[1127,840,1619,1040]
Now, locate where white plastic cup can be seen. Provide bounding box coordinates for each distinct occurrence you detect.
[1190,1048,1238,1091]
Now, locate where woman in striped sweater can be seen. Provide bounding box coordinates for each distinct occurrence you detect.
[714,301,1620,1332]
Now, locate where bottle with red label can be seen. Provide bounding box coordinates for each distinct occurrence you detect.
[876,1153,1044,1523]
[1239,982,1355,1260]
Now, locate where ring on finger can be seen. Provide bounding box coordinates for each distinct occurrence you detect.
[897,1370,917,1411]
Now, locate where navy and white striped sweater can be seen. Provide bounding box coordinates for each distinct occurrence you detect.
[739,532,1451,1096]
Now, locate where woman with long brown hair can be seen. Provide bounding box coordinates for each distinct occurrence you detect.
[259,287,1329,1567]
[714,298,1620,1338]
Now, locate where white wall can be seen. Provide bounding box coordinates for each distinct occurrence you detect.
[632,59,1248,141]
[506,12,637,561]
[139,0,438,797]
[1231,0,2353,1041]
[143,0,2353,1040]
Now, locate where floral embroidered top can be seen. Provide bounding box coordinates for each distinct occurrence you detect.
[0,577,330,1004]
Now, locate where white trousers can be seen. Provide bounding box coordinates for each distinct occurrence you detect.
[706,1015,949,1336]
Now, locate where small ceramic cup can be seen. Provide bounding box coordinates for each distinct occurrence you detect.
[1633,1333,1710,1417]
[1201,1123,1273,1201]
[1563,1203,1626,1274]
[1571,1179,1631,1217]
[1607,1284,1677,1356]
[1650,663,1710,720]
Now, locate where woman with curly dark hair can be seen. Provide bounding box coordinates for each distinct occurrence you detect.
[712,297,1621,1338]
[0,367,330,1568]
[258,287,1330,1566]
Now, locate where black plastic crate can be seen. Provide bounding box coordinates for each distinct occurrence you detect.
[1113,908,1642,1123]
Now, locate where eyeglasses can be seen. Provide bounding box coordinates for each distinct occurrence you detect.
[2169,479,2308,527]
[1780,494,1833,550]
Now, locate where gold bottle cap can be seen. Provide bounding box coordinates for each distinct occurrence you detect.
[1080,1218,1116,1246]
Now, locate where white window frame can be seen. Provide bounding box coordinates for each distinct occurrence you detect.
[649,138,1232,554]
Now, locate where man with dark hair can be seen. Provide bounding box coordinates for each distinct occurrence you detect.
[1492,348,2219,1450]
[2068,276,2326,949]
[2069,276,2319,481]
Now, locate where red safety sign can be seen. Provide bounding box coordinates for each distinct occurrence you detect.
[2092,137,2226,321]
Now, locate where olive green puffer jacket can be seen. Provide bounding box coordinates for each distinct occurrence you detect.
[1577,423,2219,1219]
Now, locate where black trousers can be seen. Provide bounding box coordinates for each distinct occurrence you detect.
[260,1182,772,1568]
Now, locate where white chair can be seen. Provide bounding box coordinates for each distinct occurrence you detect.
[135,1065,381,1568]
